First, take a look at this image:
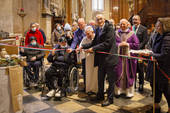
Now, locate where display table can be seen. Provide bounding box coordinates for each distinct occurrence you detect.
[0,65,23,113]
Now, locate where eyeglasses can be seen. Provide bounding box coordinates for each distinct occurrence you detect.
[96,18,103,21]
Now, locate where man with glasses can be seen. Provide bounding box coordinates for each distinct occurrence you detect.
[67,18,86,92]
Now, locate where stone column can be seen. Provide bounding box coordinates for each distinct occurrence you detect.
[41,0,52,44]
[42,0,51,13]
[65,0,72,24]
[41,14,52,44]
[0,0,14,33]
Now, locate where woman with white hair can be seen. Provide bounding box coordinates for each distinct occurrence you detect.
[64,23,73,46]
[115,19,139,98]
[78,26,98,93]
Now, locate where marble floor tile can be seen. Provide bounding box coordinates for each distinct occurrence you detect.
[23,95,39,104]
[23,90,30,96]
[74,108,96,113]
[35,108,61,113]
[124,102,145,109]
[105,104,119,111]
[131,93,145,101]
[114,98,134,107]
[72,99,93,108]
[24,101,50,113]
[32,91,42,100]
[43,97,70,107]
[54,101,85,113]
[88,105,114,113]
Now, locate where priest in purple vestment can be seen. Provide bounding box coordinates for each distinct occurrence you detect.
[115,19,139,98]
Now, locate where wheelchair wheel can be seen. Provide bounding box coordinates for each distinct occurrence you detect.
[68,66,79,93]
[38,65,46,84]
[23,67,30,87]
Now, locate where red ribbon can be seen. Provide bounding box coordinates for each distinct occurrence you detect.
[157,64,170,80]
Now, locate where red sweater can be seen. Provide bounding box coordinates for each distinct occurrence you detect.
[25,29,44,46]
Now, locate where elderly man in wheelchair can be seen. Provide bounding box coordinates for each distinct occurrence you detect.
[20,36,45,87]
[44,36,79,99]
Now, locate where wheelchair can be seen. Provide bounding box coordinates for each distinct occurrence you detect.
[41,51,79,98]
[23,59,45,89]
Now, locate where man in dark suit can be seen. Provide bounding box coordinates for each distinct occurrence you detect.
[132,15,148,92]
[77,14,118,106]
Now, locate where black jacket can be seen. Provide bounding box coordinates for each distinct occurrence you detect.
[136,25,148,49]
[153,32,170,74]
[20,43,45,62]
[39,28,46,43]
[47,44,73,65]
[82,20,118,67]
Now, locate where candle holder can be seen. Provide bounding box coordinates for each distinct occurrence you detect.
[17,8,26,18]
[17,8,26,39]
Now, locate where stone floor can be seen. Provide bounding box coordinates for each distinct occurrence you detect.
[23,78,168,113]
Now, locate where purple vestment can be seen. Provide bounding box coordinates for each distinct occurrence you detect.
[115,29,139,88]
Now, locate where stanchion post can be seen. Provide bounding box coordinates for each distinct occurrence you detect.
[153,60,156,113]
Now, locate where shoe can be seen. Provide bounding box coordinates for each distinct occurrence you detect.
[30,82,38,87]
[115,94,120,98]
[138,84,144,92]
[87,91,96,96]
[46,89,55,97]
[55,90,61,97]
[126,93,134,99]
[90,95,104,102]
[97,95,104,101]
[79,88,85,93]
[96,93,104,100]
[101,99,113,107]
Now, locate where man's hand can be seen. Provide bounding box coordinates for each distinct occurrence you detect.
[119,42,129,47]
[76,47,82,53]
[52,48,56,56]
[30,56,36,61]
[140,52,150,56]
[85,48,93,53]
[66,48,73,53]
[20,48,24,53]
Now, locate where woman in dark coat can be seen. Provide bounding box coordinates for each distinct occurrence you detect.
[148,17,170,113]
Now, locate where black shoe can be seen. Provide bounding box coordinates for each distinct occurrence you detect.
[79,88,85,93]
[138,84,144,92]
[90,95,104,102]
[101,99,113,107]
[115,94,120,98]
[97,95,104,101]
[87,91,96,96]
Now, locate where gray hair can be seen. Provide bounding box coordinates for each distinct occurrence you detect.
[120,19,129,24]
[85,26,94,32]
[78,18,85,23]
[133,15,141,21]
[30,22,36,27]
[35,23,39,26]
